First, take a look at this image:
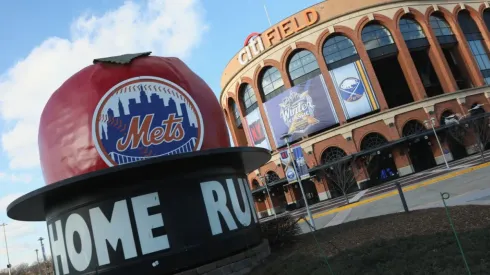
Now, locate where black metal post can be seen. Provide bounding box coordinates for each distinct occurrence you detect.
[395,182,409,213]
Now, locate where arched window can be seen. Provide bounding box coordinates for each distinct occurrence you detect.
[240,84,257,115]
[458,11,482,38]
[430,15,453,36]
[321,147,347,164]
[230,100,241,128]
[441,110,455,125]
[458,10,490,84]
[252,179,260,189]
[484,9,490,31]
[430,13,471,89]
[399,18,425,41]
[260,66,285,101]
[360,133,388,150]
[265,171,280,184]
[402,120,426,137]
[288,50,320,86]
[362,23,413,108]
[399,16,442,96]
[322,35,359,70]
[361,24,395,51]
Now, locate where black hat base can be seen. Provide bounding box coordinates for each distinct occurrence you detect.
[7,147,270,275]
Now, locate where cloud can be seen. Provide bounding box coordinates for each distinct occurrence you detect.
[0,0,209,169]
[0,173,33,184]
[3,221,36,239]
[0,193,23,210]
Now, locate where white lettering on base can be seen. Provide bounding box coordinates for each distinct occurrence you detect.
[201,178,256,235]
[48,192,169,275]
[49,220,69,275]
[200,180,238,235]
[65,214,92,272]
[89,200,138,265]
[131,192,169,255]
[226,179,251,227]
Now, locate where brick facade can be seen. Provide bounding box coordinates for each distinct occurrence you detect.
[221,0,490,216]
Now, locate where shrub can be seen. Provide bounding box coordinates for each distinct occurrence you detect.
[260,214,302,248]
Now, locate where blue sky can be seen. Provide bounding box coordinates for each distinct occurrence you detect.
[0,0,319,267]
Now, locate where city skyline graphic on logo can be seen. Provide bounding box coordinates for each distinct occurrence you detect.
[339,77,365,102]
[93,78,203,166]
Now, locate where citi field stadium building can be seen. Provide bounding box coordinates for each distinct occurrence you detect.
[220,0,490,218]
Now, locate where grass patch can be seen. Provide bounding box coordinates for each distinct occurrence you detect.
[254,205,490,275]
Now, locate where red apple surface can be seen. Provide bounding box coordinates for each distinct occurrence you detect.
[39,53,230,185]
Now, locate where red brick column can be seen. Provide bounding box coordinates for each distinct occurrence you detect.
[393,147,414,176]
[430,136,453,165]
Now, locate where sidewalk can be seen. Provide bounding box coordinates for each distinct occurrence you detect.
[298,162,490,233]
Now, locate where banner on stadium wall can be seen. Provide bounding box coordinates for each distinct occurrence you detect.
[279,145,310,184]
[244,108,271,150]
[264,75,339,147]
[329,60,379,120]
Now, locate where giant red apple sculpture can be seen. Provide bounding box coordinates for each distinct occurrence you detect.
[39,52,230,185]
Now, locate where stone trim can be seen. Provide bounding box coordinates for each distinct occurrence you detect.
[435,152,453,165]
[174,239,271,275]
[398,165,414,176]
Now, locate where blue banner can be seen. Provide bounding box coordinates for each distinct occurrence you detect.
[329,60,379,119]
[264,75,339,147]
[279,145,310,183]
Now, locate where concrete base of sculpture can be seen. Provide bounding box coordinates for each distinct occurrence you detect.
[174,239,270,275]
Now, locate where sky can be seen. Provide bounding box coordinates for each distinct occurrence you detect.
[0,0,320,268]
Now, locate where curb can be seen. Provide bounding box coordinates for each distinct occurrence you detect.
[299,161,490,223]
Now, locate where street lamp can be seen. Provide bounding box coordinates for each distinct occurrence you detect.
[258,175,277,219]
[281,134,316,230]
[424,117,450,169]
[0,223,11,275]
[35,249,42,275]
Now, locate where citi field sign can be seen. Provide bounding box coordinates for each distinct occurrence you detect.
[238,8,319,66]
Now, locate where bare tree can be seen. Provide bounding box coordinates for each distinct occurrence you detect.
[467,114,490,162]
[445,111,490,163]
[0,257,55,275]
[324,159,360,205]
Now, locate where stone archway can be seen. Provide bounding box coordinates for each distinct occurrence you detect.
[360,133,398,185]
[402,120,437,172]
[440,110,468,160]
[264,171,288,213]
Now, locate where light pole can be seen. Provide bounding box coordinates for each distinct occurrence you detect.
[258,175,277,219]
[0,223,11,275]
[35,249,42,275]
[38,237,47,262]
[424,117,450,169]
[281,134,316,230]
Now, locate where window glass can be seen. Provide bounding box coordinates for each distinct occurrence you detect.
[361,24,395,50]
[429,15,453,37]
[260,67,285,98]
[322,35,358,64]
[240,84,257,114]
[399,18,425,40]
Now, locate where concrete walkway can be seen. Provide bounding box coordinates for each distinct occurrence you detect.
[298,163,490,233]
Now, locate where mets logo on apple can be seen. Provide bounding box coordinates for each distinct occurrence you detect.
[92,76,204,167]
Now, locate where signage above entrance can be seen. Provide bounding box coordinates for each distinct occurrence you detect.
[237,8,319,66]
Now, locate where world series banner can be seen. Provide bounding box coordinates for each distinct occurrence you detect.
[279,145,310,184]
[329,60,379,120]
[244,108,271,150]
[264,75,339,147]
